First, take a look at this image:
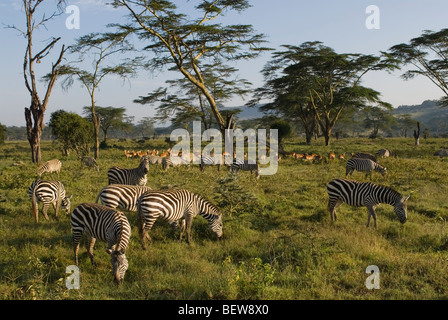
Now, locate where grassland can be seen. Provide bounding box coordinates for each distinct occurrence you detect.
[1,136,448,300]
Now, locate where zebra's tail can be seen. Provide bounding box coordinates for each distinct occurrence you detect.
[95,191,101,204]
[31,187,38,223]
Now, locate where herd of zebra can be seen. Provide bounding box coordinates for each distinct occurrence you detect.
[26,147,408,284]
[28,156,224,284]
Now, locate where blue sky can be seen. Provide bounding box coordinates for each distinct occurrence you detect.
[1,0,447,126]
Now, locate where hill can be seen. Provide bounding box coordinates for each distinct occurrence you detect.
[393,100,448,133]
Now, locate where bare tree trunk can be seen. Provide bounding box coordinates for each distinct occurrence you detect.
[414,122,420,146]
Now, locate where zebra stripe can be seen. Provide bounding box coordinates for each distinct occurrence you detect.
[81,156,99,171]
[71,203,131,284]
[327,178,409,227]
[37,159,62,177]
[107,156,149,186]
[346,158,386,178]
[28,179,71,223]
[351,152,377,163]
[162,156,189,171]
[136,189,223,249]
[231,159,260,179]
[96,184,152,212]
[199,155,224,171]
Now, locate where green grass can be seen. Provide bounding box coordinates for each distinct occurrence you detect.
[1,137,448,300]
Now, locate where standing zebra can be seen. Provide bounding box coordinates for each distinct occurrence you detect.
[96,184,152,212]
[71,203,131,284]
[37,159,62,177]
[136,189,223,249]
[231,159,260,179]
[327,178,409,227]
[107,155,150,186]
[345,158,386,178]
[81,156,99,171]
[28,179,71,223]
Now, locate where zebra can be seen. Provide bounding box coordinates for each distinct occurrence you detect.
[327,178,409,227]
[37,159,62,177]
[28,179,71,223]
[136,189,223,249]
[96,184,152,212]
[351,152,377,163]
[107,155,149,186]
[377,149,396,158]
[71,203,131,284]
[199,155,224,171]
[162,156,189,171]
[345,158,386,178]
[81,156,99,171]
[147,155,164,165]
[230,159,260,179]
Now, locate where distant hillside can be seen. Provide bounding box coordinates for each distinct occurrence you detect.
[393,100,448,133]
[224,105,264,120]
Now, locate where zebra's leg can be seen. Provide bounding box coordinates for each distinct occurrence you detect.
[54,198,62,221]
[185,214,194,244]
[366,206,377,228]
[328,199,342,222]
[73,233,82,265]
[42,203,51,221]
[178,219,186,241]
[86,235,97,266]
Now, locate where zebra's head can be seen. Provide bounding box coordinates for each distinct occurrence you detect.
[62,195,72,213]
[209,214,223,240]
[140,156,150,174]
[394,196,409,223]
[107,249,128,285]
[377,165,387,176]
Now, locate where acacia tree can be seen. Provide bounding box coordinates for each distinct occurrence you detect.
[54,32,138,159]
[389,28,448,106]
[110,0,269,136]
[134,62,251,130]
[9,0,66,163]
[82,106,130,143]
[253,42,398,146]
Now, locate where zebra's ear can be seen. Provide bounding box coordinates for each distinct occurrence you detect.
[403,195,410,202]
[69,195,73,200]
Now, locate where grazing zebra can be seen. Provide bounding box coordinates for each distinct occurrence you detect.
[136,189,223,249]
[377,149,396,158]
[345,158,386,178]
[231,159,260,179]
[199,155,223,171]
[107,156,149,186]
[351,152,377,163]
[147,155,163,165]
[327,178,409,227]
[28,179,71,223]
[37,159,62,177]
[162,156,189,171]
[71,203,131,284]
[81,156,99,171]
[96,184,152,212]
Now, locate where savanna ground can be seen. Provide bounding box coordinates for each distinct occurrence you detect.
[1,136,448,300]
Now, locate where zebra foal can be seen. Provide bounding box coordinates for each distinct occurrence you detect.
[136,189,223,249]
[327,178,409,228]
[96,184,152,212]
[231,159,260,179]
[107,155,150,186]
[346,158,386,178]
[28,179,71,223]
[37,159,62,177]
[71,203,131,284]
